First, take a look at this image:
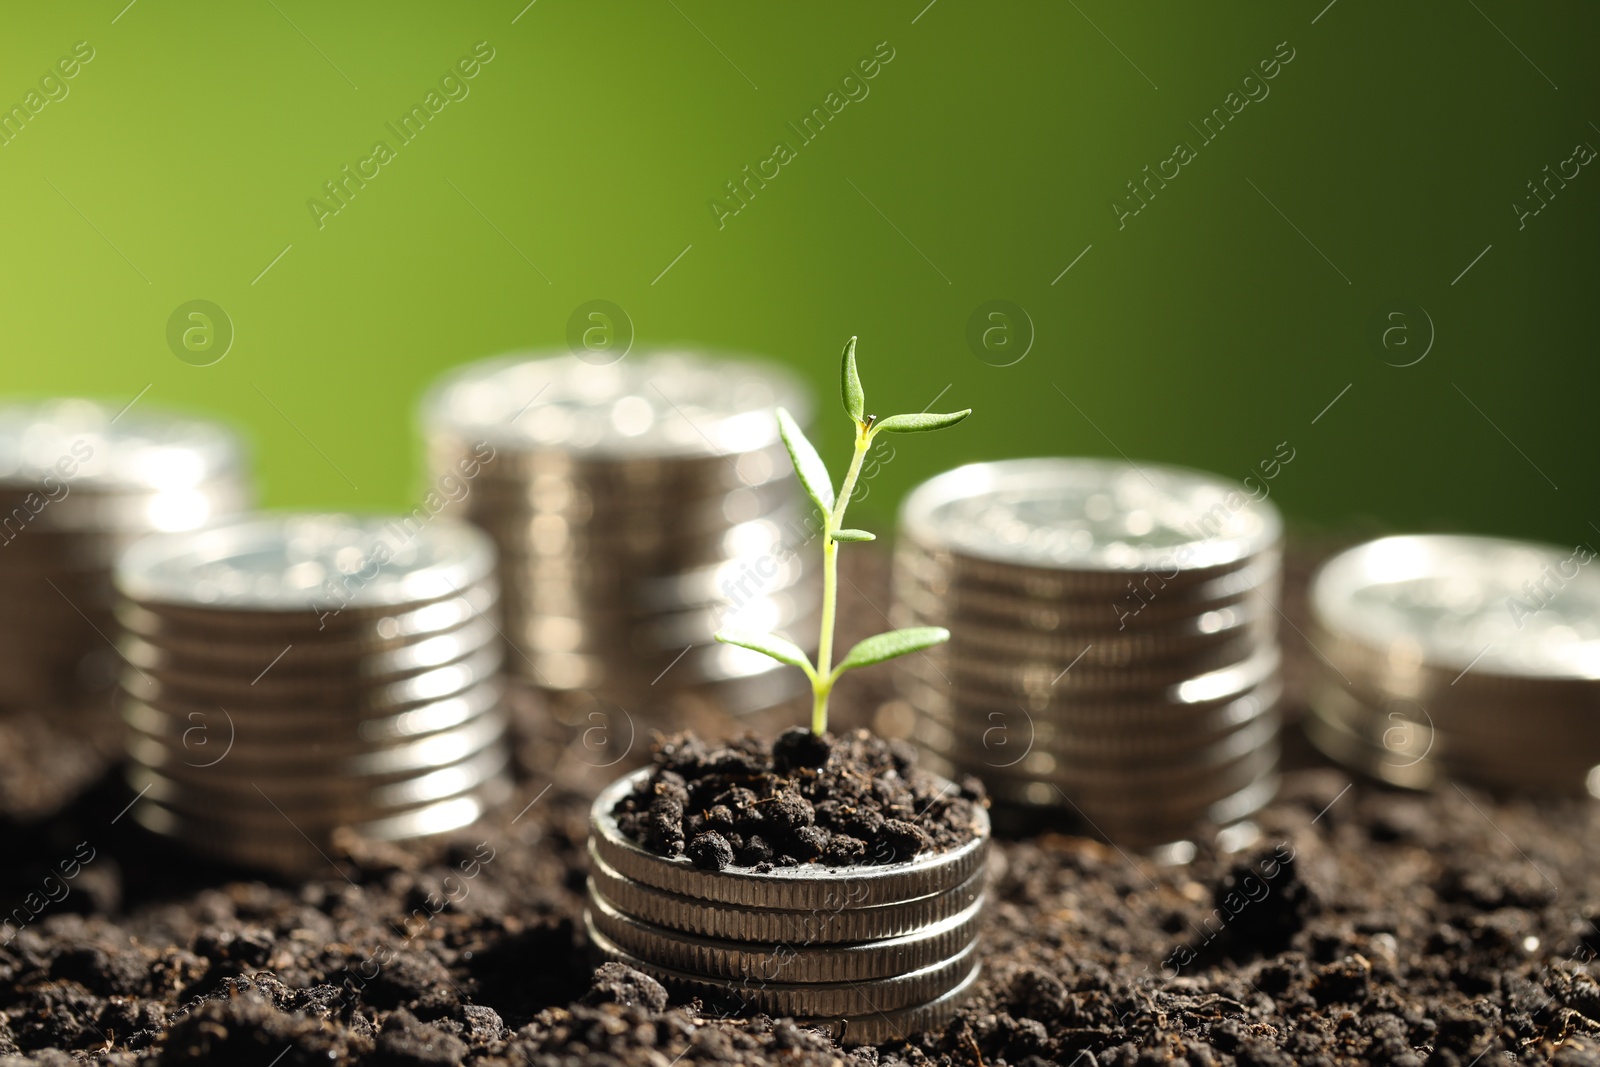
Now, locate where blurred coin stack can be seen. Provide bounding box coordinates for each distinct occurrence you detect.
[114,514,511,873]
[1306,534,1600,794]
[586,770,989,1045]
[890,458,1284,849]
[0,399,250,711]
[420,353,818,714]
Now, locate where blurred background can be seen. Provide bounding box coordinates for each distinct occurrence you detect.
[2,0,1594,544]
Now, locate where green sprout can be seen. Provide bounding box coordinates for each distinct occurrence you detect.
[714,337,971,735]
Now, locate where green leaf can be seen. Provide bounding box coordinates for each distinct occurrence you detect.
[714,629,815,677]
[833,626,949,676]
[830,528,875,542]
[840,336,864,422]
[873,410,972,435]
[776,407,834,515]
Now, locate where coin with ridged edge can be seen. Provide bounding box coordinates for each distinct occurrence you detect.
[584,912,979,1017]
[910,672,1281,740]
[131,777,511,874]
[918,701,1281,765]
[897,458,1279,582]
[787,960,981,1047]
[893,541,1282,618]
[114,580,498,648]
[587,883,984,983]
[586,844,989,944]
[896,635,1266,696]
[126,743,511,817]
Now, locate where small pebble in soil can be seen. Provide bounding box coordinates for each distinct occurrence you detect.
[687,830,734,871]
[771,726,832,772]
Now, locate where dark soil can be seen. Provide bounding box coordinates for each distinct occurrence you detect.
[611,726,985,871]
[2,547,1600,1065]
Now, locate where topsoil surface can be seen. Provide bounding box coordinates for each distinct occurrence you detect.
[612,727,984,870]
[2,547,1599,1066]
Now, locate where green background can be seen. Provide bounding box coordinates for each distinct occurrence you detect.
[2,1,1594,544]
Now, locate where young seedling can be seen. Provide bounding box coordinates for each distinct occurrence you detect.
[714,337,970,736]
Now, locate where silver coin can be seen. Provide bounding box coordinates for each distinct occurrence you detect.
[121,678,502,746]
[789,959,980,1046]
[1312,624,1600,730]
[529,620,819,689]
[585,911,979,1017]
[120,635,501,703]
[119,613,500,683]
[489,534,798,580]
[588,882,984,983]
[898,640,1280,708]
[587,844,989,945]
[0,479,250,535]
[123,676,502,741]
[421,352,810,460]
[902,537,1286,614]
[901,667,1280,731]
[482,506,809,565]
[899,457,1281,581]
[1302,698,1441,791]
[531,658,808,712]
[0,578,116,616]
[510,589,819,656]
[0,527,115,567]
[128,777,511,875]
[894,567,1273,637]
[942,730,1279,802]
[460,468,801,523]
[115,513,496,613]
[1307,676,1588,792]
[1308,535,1600,794]
[499,567,814,621]
[125,706,508,778]
[902,603,1274,669]
[637,550,814,612]
[1313,534,1600,681]
[928,750,1279,846]
[896,631,1265,697]
[916,690,1280,762]
[0,399,247,491]
[121,640,502,710]
[497,568,817,627]
[927,712,1279,786]
[632,661,811,713]
[431,433,795,490]
[126,740,511,814]
[117,579,498,645]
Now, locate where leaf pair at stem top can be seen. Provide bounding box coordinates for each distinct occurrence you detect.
[714,337,971,735]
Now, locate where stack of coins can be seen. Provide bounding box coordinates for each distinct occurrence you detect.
[890,458,1284,850]
[1306,534,1600,794]
[0,399,250,710]
[585,770,989,1045]
[420,352,818,713]
[114,514,511,873]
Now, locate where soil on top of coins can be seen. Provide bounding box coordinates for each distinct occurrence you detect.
[4,546,1600,1066]
[610,726,985,871]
